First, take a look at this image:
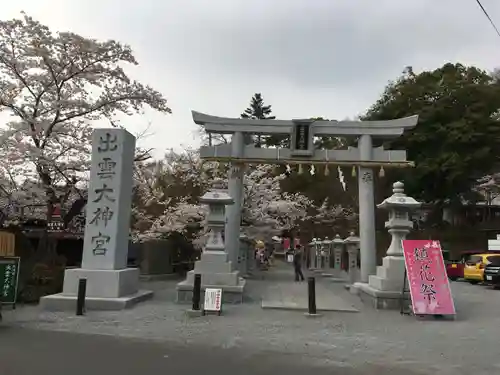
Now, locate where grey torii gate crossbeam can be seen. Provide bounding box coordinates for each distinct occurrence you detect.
[193,110,418,283]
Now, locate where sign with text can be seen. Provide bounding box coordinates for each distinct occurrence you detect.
[204,288,222,312]
[402,240,456,316]
[291,121,313,156]
[81,129,136,271]
[293,124,310,151]
[0,257,20,305]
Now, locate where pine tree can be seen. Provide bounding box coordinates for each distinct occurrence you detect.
[241,93,275,120]
[241,93,283,147]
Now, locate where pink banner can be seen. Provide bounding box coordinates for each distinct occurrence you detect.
[402,240,456,316]
[283,238,290,251]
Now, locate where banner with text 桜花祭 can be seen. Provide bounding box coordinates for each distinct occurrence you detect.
[402,240,456,316]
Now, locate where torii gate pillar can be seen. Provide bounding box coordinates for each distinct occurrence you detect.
[358,134,376,282]
[225,132,245,270]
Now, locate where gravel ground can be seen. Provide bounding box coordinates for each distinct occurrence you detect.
[1,327,427,375]
[2,270,500,375]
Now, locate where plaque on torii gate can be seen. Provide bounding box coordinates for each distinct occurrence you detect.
[193,111,418,283]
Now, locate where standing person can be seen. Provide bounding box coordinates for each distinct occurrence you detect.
[267,242,275,266]
[293,244,305,281]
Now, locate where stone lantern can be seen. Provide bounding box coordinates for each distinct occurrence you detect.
[344,231,360,286]
[354,181,421,309]
[308,238,318,270]
[321,237,332,270]
[176,179,246,303]
[332,234,344,275]
[201,181,234,251]
[378,181,421,258]
[238,232,252,277]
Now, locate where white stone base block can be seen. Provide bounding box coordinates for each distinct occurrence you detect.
[39,290,153,311]
[176,278,246,304]
[367,256,406,292]
[40,267,153,311]
[176,251,246,304]
[353,282,410,310]
[353,255,409,310]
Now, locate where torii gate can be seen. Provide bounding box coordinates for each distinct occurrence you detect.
[193,111,418,283]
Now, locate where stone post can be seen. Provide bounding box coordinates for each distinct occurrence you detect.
[176,180,246,303]
[354,181,421,309]
[357,134,377,283]
[332,234,344,276]
[40,129,153,311]
[344,232,360,287]
[225,132,245,271]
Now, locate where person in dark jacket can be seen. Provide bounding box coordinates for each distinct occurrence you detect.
[293,245,305,281]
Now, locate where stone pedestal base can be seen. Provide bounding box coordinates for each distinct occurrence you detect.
[176,279,246,304]
[352,282,410,310]
[352,256,408,310]
[368,256,406,291]
[176,251,246,304]
[40,267,153,311]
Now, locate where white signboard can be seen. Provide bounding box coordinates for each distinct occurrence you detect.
[488,239,500,251]
[204,288,222,313]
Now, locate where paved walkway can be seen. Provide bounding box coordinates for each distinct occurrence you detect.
[260,263,359,313]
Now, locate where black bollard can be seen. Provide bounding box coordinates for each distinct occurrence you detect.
[76,278,87,316]
[307,276,317,315]
[192,273,202,311]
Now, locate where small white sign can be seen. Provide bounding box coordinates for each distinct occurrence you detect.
[204,288,222,312]
[488,240,500,251]
[287,254,294,263]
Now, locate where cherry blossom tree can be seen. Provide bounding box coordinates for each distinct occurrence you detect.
[0,12,171,224]
[476,174,500,205]
[131,148,215,242]
[131,149,351,247]
[241,165,312,239]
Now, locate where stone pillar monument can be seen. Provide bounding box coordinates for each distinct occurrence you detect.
[225,132,245,271]
[344,232,360,287]
[41,129,153,310]
[353,181,421,309]
[357,135,377,283]
[176,180,246,303]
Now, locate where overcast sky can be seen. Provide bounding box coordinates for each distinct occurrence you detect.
[3,0,500,157]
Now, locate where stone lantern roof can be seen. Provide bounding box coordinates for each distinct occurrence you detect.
[322,236,332,246]
[199,179,234,205]
[344,231,360,245]
[377,181,421,210]
[332,234,344,245]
